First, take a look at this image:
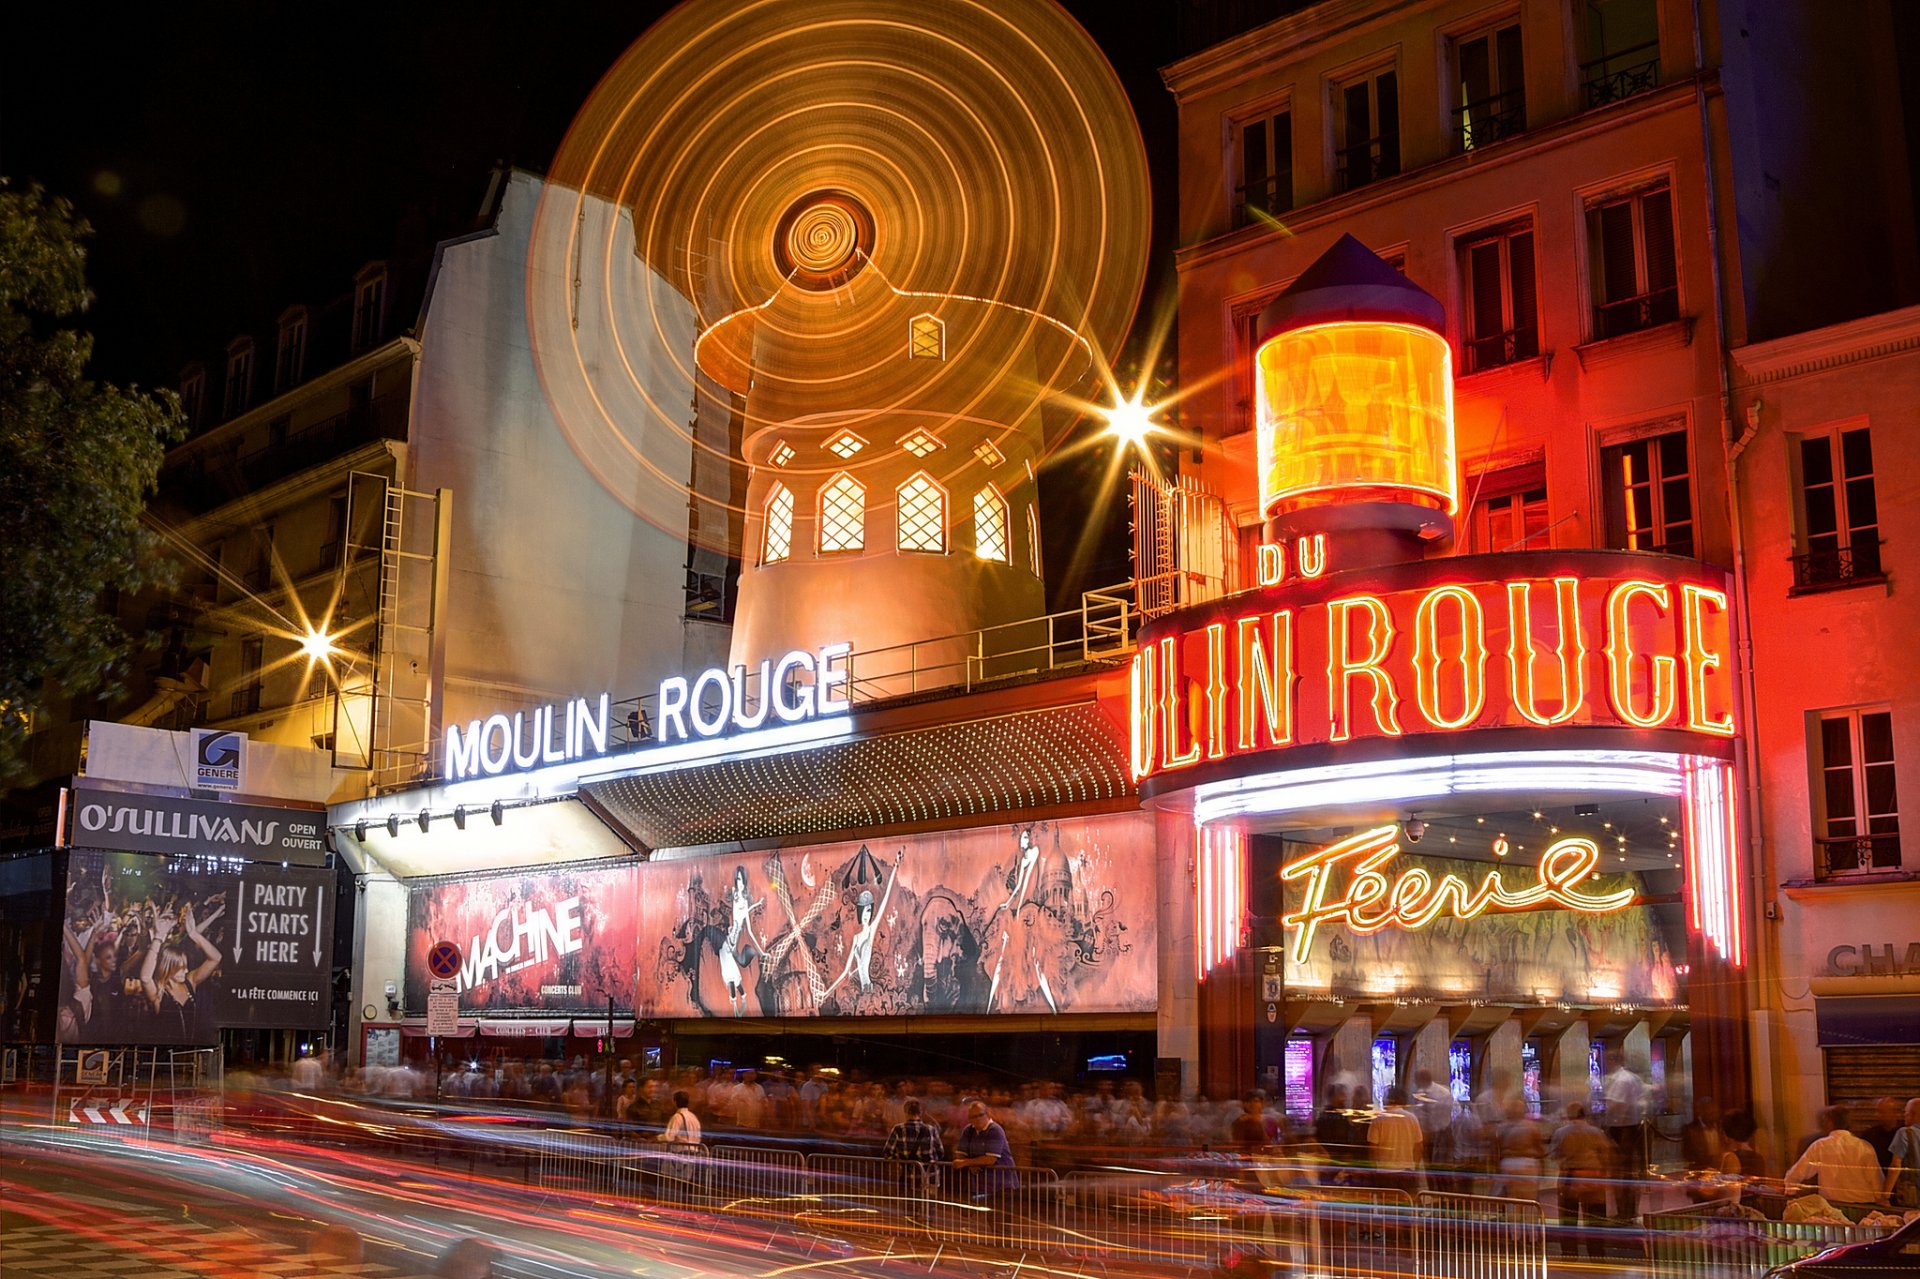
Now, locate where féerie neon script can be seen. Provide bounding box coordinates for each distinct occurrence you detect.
[1280,826,1635,964]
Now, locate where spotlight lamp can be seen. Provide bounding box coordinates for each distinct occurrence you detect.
[354,819,368,843]
[417,810,430,833]
[454,806,467,831]
[491,800,505,827]
[386,814,400,838]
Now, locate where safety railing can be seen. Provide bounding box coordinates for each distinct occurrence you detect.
[709,1142,809,1205]
[1645,1198,1888,1277]
[1414,1190,1547,1279]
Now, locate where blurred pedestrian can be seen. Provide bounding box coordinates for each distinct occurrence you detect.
[1231,1091,1270,1152]
[1412,1069,1455,1170]
[1880,1097,1920,1209]
[1314,1084,1355,1165]
[1863,1096,1904,1176]
[1494,1098,1545,1203]
[1369,1087,1424,1190]
[661,1089,703,1145]
[1600,1048,1647,1221]
[1549,1103,1609,1254]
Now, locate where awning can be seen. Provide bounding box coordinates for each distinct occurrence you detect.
[397,1023,476,1039]
[1815,995,1920,1046]
[569,1018,636,1038]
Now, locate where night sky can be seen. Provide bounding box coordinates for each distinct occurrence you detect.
[6,2,1184,596]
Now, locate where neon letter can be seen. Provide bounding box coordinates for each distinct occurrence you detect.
[1236,611,1295,751]
[1506,577,1588,726]
[1297,533,1327,578]
[1681,584,1736,736]
[1604,580,1678,728]
[658,677,690,742]
[1412,584,1487,730]
[1204,622,1229,760]
[1327,596,1403,742]
[1129,647,1158,779]
[1159,636,1203,770]
[1256,542,1285,586]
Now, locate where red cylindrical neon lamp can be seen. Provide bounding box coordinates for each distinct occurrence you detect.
[1254,234,1456,548]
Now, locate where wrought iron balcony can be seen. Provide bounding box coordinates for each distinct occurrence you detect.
[1465,324,1540,374]
[1454,89,1526,152]
[1335,134,1400,192]
[1233,172,1294,227]
[1593,285,1680,340]
[229,685,262,717]
[1791,541,1884,591]
[1582,43,1661,108]
[1815,833,1903,880]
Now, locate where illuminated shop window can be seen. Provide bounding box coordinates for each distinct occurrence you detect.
[897,472,946,553]
[1448,1039,1474,1104]
[973,485,1009,562]
[825,430,866,459]
[1369,1035,1398,1106]
[909,313,944,360]
[769,440,795,467]
[1027,504,1042,576]
[1283,1037,1314,1124]
[1813,708,1901,879]
[1601,427,1691,555]
[819,473,866,552]
[900,429,941,458]
[973,439,1005,468]
[1795,427,1881,589]
[1587,182,1677,339]
[762,483,794,563]
[1521,1039,1543,1115]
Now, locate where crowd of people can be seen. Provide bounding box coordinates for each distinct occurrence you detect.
[288,1049,1920,1230]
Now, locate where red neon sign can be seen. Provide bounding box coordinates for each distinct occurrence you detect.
[1132,552,1736,787]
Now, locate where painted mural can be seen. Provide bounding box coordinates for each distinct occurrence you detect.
[638,814,1157,1019]
[1279,849,1682,1006]
[404,863,639,1013]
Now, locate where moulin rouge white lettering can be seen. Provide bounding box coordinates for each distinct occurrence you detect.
[1279,827,1636,965]
[459,897,584,993]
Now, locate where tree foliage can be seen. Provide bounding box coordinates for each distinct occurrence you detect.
[0,181,182,779]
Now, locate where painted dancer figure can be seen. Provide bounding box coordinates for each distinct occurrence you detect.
[826,849,902,998]
[987,827,1056,1012]
[719,866,764,1016]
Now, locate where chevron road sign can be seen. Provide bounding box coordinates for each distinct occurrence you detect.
[68,1097,148,1125]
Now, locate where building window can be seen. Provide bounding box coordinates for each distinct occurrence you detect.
[274,307,308,393]
[233,637,264,717]
[974,486,1010,562]
[1813,708,1901,879]
[245,524,276,591]
[1027,503,1042,576]
[352,264,387,351]
[768,440,795,467]
[179,366,206,429]
[900,429,941,458]
[819,473,866,553]
[1587,183,1678,339]
[1333,66,1400,192]
[223,339,255,418]
[1452,20,1525,151]
[1582,0,1660,108]
[1794,427,1882,589]
[897,473,946,553]
[1234,106,1293,227]
[1601,428,1692,556]
[909,314,944,359]
[974,439,1005,468]
[1459,222,1538,372]
[1466,462,1548,552]
[762,483,795,563]
[825,430,866,459]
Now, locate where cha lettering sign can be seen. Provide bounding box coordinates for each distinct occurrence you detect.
[1131,550,1736,794]
[442,642,852,781]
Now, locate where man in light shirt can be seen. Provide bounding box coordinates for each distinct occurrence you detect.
[1786,1106,1888,1220]
[1601,1048,1648,1221]
[1369,1086,1425,1189]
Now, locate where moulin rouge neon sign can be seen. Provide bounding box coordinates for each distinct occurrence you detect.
[1280,825,1635,964]
[1131,546,1736,785]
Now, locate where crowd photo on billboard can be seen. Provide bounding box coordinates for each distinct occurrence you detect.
[57,850,335,1045]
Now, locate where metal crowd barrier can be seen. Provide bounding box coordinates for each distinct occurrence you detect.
[1413,1190,1547,1279]
[923,1164,1063,1255]
[801,1151,931,1239]
[709,1143,809,1208]
[1645,1198,1889,1277]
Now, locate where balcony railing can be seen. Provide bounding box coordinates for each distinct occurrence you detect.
[1336,134,1400,192]
[1582,42,1660,108]
[160,391,410,515]
[230,685,263,718]
[1791,541,1884,591]
[1466,324,1540,374]
[1815,833,1903,880]
[1454,89,1525,152]
[1233,172,1293,227]
[1593,285,1680,340]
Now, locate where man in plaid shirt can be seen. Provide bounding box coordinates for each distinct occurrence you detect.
[883,1098,945,1188]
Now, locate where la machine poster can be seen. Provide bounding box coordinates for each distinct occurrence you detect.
[404,862,640,1013]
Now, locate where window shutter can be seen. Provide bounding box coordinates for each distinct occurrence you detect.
[1508,230,1538,342]
[1468,242,1504,341]
[1641,188,1676,292]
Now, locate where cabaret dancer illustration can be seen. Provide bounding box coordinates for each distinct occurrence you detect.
[719,865,765,1017]
[825,849,903,999]
[987,825,1057,1013]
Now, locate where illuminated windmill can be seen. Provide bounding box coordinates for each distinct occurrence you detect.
[1254,235,1458,567]
[528,0,1151,694]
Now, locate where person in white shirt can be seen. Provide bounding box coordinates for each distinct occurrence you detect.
[1786,1106,1888,1219]
[1369,1087,1425,1188]
[1412,1069,1456,1166]
[1600,1049,1649,1221]
[661,1090,703,1145]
